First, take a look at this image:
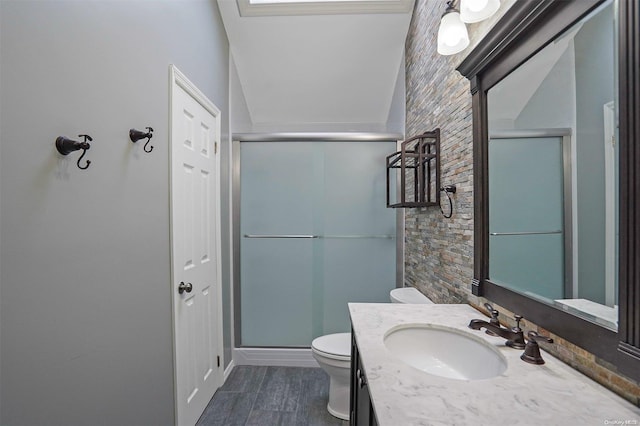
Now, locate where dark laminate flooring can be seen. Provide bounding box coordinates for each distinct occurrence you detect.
[197,366,349,426]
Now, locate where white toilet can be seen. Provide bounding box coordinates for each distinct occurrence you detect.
[310,332,352,420]
[311,287,433,420]
[390,287,435,304]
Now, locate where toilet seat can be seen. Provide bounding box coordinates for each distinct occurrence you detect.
[311,333,351,361]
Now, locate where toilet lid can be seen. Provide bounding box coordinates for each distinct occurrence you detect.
[390,287,435,304]
[311,333,351,359]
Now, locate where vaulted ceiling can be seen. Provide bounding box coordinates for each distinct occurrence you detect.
[217,0,415,131]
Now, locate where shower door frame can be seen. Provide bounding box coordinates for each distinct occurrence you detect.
[231,133,404,349]
[489,128,574,299]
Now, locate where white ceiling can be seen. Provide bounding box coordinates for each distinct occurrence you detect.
[217,0,414,129]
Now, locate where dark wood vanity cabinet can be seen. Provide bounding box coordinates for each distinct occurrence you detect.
[350,332,378,426]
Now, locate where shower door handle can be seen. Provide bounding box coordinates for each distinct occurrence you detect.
[244,234,393,239]
[244,234,319,239]
[178,281,193,294]
[490,230,562,236]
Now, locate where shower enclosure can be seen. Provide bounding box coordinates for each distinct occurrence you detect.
[235,138,399,347]
[488,131,572,300]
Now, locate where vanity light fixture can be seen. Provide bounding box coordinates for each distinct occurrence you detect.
[437,1,470,56]
[459,0,500,24]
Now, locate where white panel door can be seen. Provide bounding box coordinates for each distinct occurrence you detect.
[170,66,223,426]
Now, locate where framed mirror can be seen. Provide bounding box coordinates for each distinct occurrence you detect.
[458,0,639,381]
[487,1,617,330]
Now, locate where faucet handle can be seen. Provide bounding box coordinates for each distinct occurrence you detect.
[483,303,500,336]
[484,303,499,322]
[513,314,523,332]
[521,331,554,364]
[505,314,526,349]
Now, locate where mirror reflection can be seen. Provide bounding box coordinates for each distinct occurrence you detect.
[487,0,618,330]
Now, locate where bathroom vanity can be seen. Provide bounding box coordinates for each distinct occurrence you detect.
[350,333,378,425]
[349,303,640,426]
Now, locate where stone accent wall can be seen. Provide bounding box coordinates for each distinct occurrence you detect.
[478,301,640,405]
[404,0,486,303]
[404,0,639,406]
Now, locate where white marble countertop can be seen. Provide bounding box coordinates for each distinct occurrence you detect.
[349,303,640,426]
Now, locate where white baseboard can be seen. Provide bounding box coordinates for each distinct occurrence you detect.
[233,347,320,368]
[223,358,236,382]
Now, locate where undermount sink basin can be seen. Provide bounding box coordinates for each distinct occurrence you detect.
[383,324,507,381]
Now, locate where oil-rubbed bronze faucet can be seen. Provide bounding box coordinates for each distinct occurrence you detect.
[468,314,526,349]
[520,331,554,364]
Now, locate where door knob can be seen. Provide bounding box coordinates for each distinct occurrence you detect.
[178,282,193,294]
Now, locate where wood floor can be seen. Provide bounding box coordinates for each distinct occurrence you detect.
[197,366,349,426]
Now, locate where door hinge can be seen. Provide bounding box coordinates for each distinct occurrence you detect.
[217,355,220,368]
[215,142,218,154]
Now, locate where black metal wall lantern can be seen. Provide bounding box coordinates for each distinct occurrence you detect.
[55,134,93,170]
[129,127,154,153]
[386,129,441,208]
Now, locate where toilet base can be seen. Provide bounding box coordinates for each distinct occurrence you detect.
[326,369,350,420]
[327,403,349,421]
[311,333,352,421]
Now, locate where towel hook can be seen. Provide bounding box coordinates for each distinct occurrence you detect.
[129,127,154,153]
[439,184,456,218]
[55,134,93,170]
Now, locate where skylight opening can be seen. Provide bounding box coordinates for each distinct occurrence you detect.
[249,0,387,3]
[237,0,414,17]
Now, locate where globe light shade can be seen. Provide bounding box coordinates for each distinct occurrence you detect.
[437,7,470,55]
[460,0,500,23]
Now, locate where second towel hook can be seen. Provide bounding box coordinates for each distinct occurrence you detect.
[129,127,154,153]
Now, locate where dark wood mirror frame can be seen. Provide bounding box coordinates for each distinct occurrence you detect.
[457,0,639,381]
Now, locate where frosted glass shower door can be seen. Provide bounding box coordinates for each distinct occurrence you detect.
[489,136,566,300]
[240,141,396,347]
[320,142,397,336]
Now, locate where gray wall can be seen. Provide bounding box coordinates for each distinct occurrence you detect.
[386,60,407,135]
[513,46,575,130]
[230,54,254,134]
[574,4,615,303]
[0,1,230,425]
